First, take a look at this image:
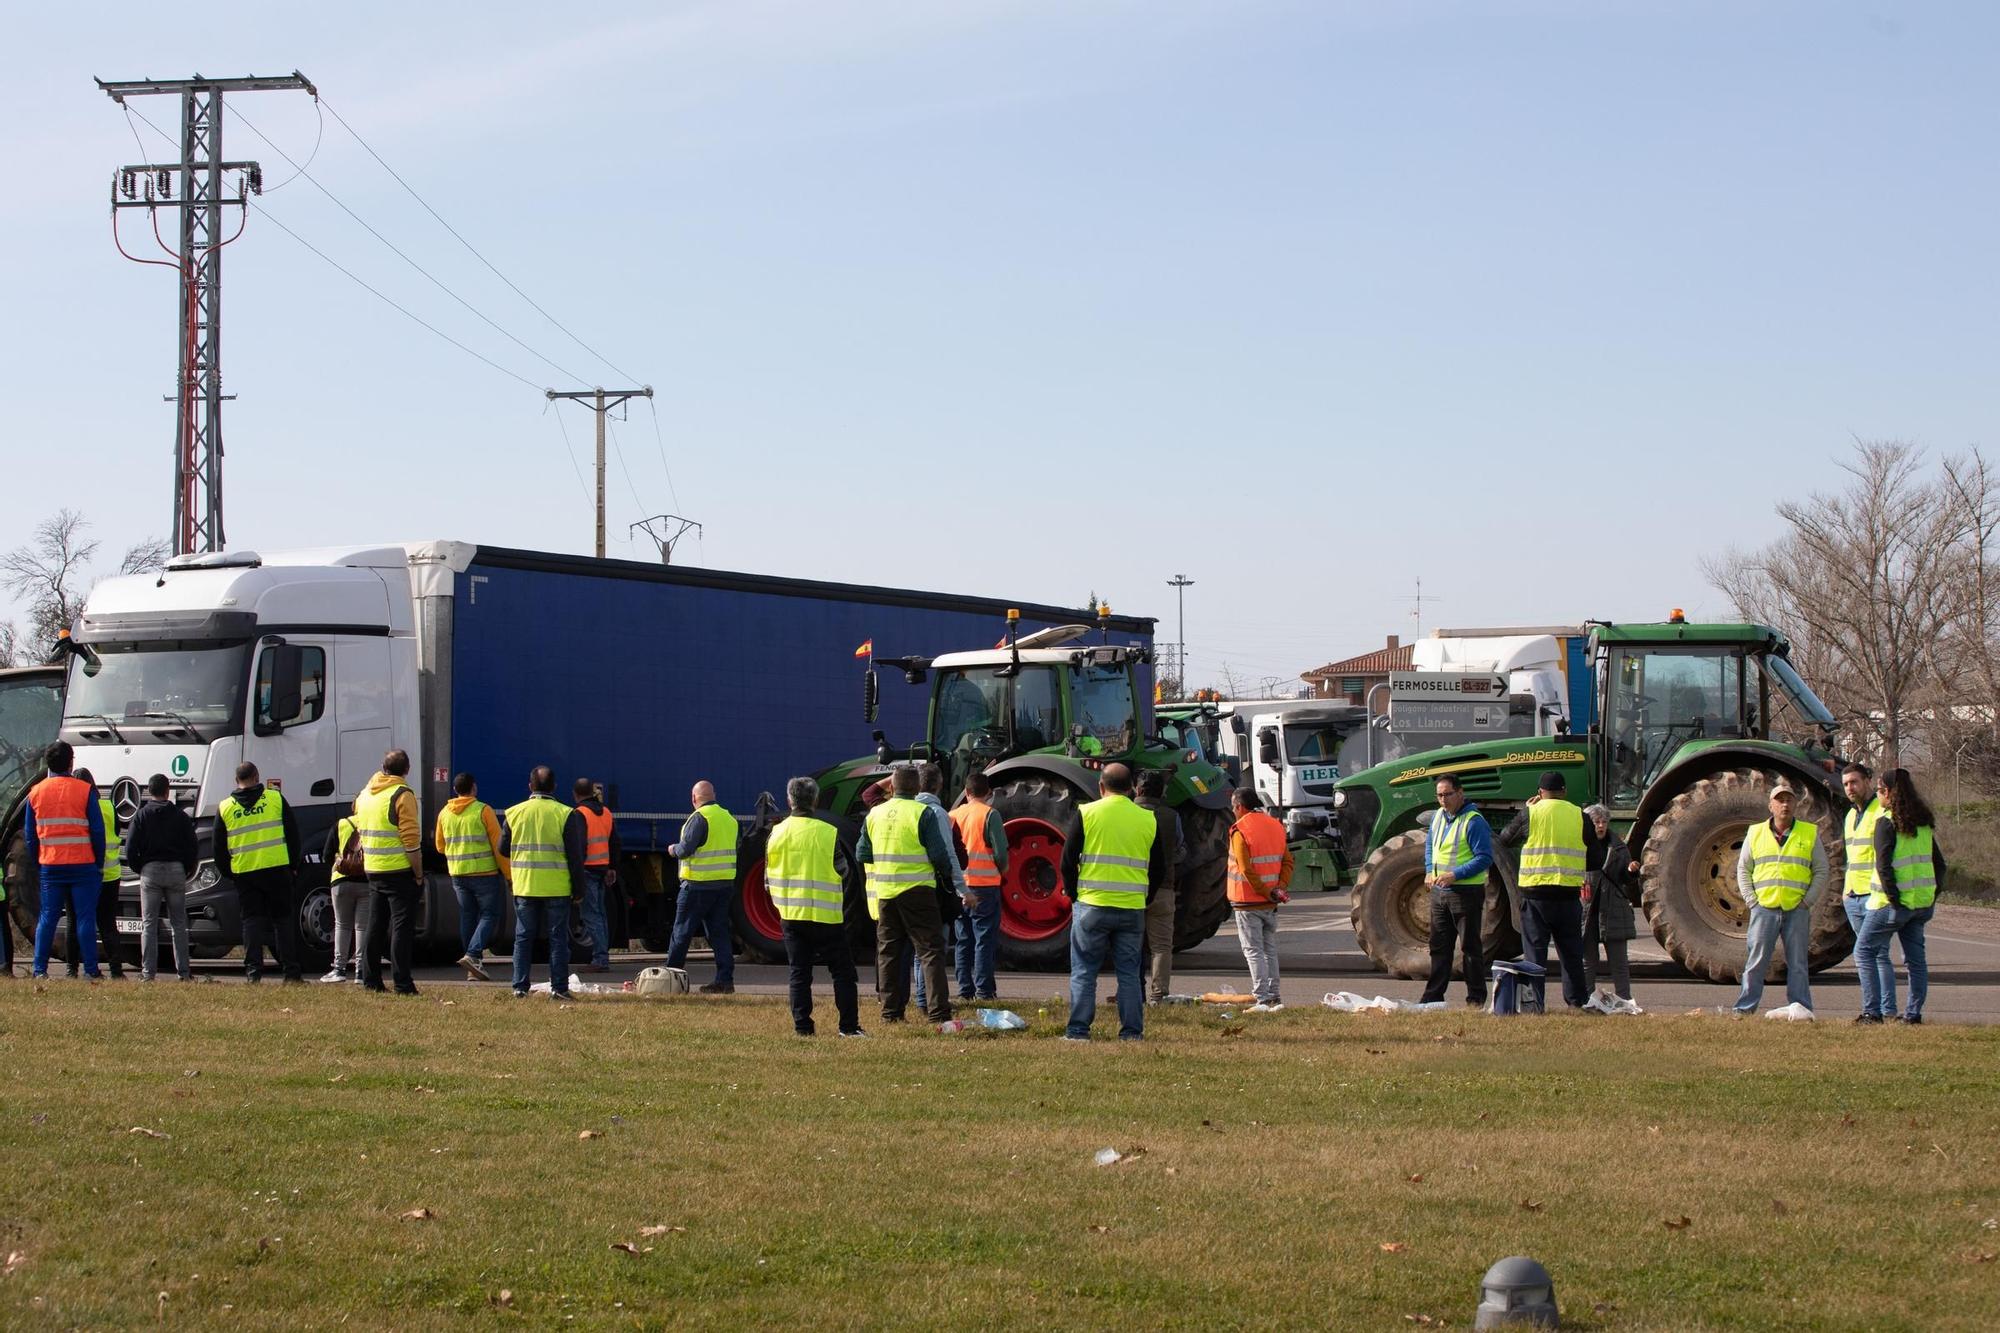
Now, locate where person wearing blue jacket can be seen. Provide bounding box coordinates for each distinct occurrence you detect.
[1418,774,1493,1007]
[23,742,108,980]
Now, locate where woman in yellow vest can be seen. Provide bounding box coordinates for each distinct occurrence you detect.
[1854,768,1946,1025]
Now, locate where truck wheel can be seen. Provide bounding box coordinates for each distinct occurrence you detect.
[295,880,335,975]
[989,777,1084,972]
[1173,805,1231,953]
[1350,830,1434,978]
[1641,767,1845,983]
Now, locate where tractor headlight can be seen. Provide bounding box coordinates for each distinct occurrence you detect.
[190,861,221,892]
[1333,790,1347,807]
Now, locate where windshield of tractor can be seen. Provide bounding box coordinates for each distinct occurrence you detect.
[1071,663,1137,755]
[1607,648,1743,806]
[0,672,63,818]
[932,666,1064,757]
[63,640,249,734]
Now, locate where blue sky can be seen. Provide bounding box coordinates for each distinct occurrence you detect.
[4,1,1994,689]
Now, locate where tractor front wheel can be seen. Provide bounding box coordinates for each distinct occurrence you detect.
[1172,804,1232,953]
[1350,830,1434,978]
[1641,767,1851,983]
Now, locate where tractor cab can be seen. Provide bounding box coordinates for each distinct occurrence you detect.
[1590,619,1839,810]
[922,636,1147,786]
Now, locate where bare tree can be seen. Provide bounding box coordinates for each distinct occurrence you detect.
[0,622,19,669]
[1214,661,1249,699]
[0,509,99,651]
[1705,441,1972,767]
[118,536,173,578]
[0,512,171,658]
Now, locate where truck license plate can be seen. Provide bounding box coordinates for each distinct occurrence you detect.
[116,918,146,935]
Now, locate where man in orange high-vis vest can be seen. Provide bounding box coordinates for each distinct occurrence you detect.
[26,741,108,980]
[1228,788,1293,1012]
[948,770,1010,1001]
[572,778,621,973]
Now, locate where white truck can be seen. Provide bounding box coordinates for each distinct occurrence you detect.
[1156,697,1368,889]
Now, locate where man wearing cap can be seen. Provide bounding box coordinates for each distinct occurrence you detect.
[1731,778,1828,1015]
[1498,771,1599,1009]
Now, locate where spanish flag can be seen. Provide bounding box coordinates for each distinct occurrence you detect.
[854,639,873,659]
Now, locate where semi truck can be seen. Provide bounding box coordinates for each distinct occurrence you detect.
[1336,616,1851,984]
[17,541,1154,972]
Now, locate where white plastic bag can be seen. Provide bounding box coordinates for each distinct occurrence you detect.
[1763,1002,1816,1022]
[976,1008,1028,1031]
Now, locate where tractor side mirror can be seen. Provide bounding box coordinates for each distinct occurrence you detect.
[863,668,879,724]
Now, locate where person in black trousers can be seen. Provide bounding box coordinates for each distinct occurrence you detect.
[357,750,424,995]
[214,762,306,983]
[1419,774,1494,1007]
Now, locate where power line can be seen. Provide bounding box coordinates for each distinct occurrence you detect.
[644,395,683,513]
[231,104,589,385]
[318,94,641,386]
[122,100,548,394]
[261,98,324,193]
[605,415,646,514]
[251,200,547,391]
[546,400,591,501]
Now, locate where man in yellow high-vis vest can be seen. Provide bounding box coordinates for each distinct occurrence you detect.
[857,765,959,1024]
[769,775,863,1036]
[67,767,127,979]
[355,749,425,995]
[1839,763,1881,944]
[1498,771,1596,1009]
[1059,764,1169,1041]
[436,771,510,982]
[216,761,305,984]
[1732,778,1828,1015]
[667,780,742,994]
[499,765,586,999]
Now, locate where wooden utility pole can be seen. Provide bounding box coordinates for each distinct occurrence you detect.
[546,386,653,557]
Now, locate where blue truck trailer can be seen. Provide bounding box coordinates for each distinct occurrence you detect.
[30,541,1153,971]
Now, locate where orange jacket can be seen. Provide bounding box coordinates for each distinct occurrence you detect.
[1227,811,1292,908]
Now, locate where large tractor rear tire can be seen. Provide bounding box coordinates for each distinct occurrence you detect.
[1351,830,1433,978]
[990,776,1084,971]
[1481,845,1523,963]
[732,825,787,966]
[1641,766,1850,984]
[1172,805,1231,953]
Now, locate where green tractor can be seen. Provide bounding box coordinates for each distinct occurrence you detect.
[734,619,1236,971]
[1336,617,1853,983]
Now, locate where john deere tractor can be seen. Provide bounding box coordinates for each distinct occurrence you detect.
[732,619,1235,971]
[1337,617,1852,984]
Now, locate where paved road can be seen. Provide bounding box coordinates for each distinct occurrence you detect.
[76,894,2000,1023]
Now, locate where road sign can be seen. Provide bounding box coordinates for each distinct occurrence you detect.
[1389,701,1512,732]
[1388,671,1508,702]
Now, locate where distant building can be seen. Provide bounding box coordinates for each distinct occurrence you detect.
[1301,634,1413,713]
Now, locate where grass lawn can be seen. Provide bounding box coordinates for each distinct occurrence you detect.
[1,982,1996,1330]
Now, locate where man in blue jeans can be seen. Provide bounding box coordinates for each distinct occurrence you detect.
[24,742,108,980]
[1839,763,1881,946]
[498,765,586,999]
[1059,765,1171,1041]
[666,781,740,994]
[1731,780,1828,1015]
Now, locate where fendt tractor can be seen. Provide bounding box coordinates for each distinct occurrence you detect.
[739,614,1235,971]
[1338,616,1852,983]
